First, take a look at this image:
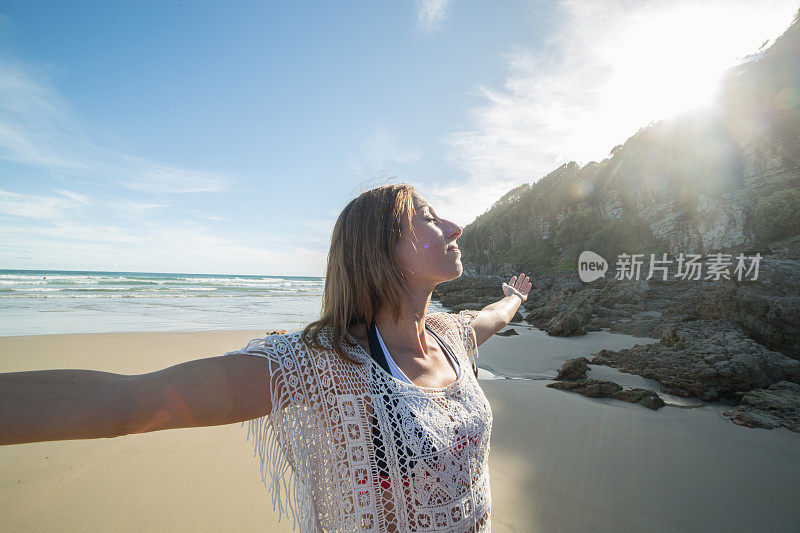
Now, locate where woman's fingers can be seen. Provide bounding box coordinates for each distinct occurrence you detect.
[515,273,532,294]
[505,273,533,300]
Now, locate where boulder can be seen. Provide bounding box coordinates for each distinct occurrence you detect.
[555,357,590,381]
[660,323,682,346]
[615,388,666,410]
[542,288,598,336]
[546,378,665,410]
[591,320,800,401]
[722,381,800,433]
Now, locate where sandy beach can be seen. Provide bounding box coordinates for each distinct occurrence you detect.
[1,326,799,532]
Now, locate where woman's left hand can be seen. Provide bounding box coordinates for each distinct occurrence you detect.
[502,273,532,303]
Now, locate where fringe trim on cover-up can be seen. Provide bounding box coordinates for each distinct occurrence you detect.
[228,337,311,532]
[457,309,481,368]
[243,414,316,531]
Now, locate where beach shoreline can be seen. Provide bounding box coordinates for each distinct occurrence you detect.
[2,328,799,532]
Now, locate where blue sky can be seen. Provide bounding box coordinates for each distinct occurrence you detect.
[1,1,796,275]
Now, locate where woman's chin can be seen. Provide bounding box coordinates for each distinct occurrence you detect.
[448,260,464,280]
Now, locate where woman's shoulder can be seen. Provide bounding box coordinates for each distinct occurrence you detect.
[226,327,368,379]
[224,329,302,360]
[243,327,332,348]
[426,310,480,332]
[294,325,371,363]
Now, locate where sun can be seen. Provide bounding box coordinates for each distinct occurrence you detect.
[601,3,796,123]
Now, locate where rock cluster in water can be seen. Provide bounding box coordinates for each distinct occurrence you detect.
[546,357,665,410]
[722,381,800,433]
[591,320,800,402]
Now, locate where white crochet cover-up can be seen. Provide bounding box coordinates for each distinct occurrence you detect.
[225,310,493,532]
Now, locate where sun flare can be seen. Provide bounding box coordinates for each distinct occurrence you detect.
[601,3,795,125]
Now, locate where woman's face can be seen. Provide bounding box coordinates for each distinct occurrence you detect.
[396,193,463,288]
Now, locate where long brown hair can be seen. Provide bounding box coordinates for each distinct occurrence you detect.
[301,183,420,363]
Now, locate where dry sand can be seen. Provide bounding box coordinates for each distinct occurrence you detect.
[1,328,799,532]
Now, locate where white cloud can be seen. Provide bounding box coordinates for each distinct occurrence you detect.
[348,127,423,177]
[436,0,797,226]
[0,208,327,276]
[1,225,327,275]
[416,0,453,32]
[0,58,230,194]
[53,189,92,204]
[0,187,329,274]
[0,188,168,223]
[0,188,77,220]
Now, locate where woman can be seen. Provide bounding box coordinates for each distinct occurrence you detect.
[1,184,531,532]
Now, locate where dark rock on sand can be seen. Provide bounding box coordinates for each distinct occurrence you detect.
[495,328,519,337]
[523,285,600,336]
[591,320,800,401]
[660,324,682,347]
[555,357,590,381]
[547,378,665,410]
[722,381,800,433]
[542,288,597,336]
[615,388,666,410]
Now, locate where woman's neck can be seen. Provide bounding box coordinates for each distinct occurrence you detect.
[361,285,435,359]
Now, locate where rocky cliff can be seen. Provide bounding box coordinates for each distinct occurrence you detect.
[459,13,800,276]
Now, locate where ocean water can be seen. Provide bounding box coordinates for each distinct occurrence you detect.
[0,269,331,336]
[0,269,448,336]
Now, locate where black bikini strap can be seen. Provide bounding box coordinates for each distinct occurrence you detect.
[367,320,392,375]
[425,325,478,379]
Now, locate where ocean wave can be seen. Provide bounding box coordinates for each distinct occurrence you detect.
[0,271,324,304]
[0,291,314,299]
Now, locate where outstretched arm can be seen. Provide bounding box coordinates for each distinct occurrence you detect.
[469,273,532,346]
[0,354,271,446]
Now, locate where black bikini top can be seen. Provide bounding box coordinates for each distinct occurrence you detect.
[366,320,478,381]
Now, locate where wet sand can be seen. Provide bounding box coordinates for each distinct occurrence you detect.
[1,327,798,531]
